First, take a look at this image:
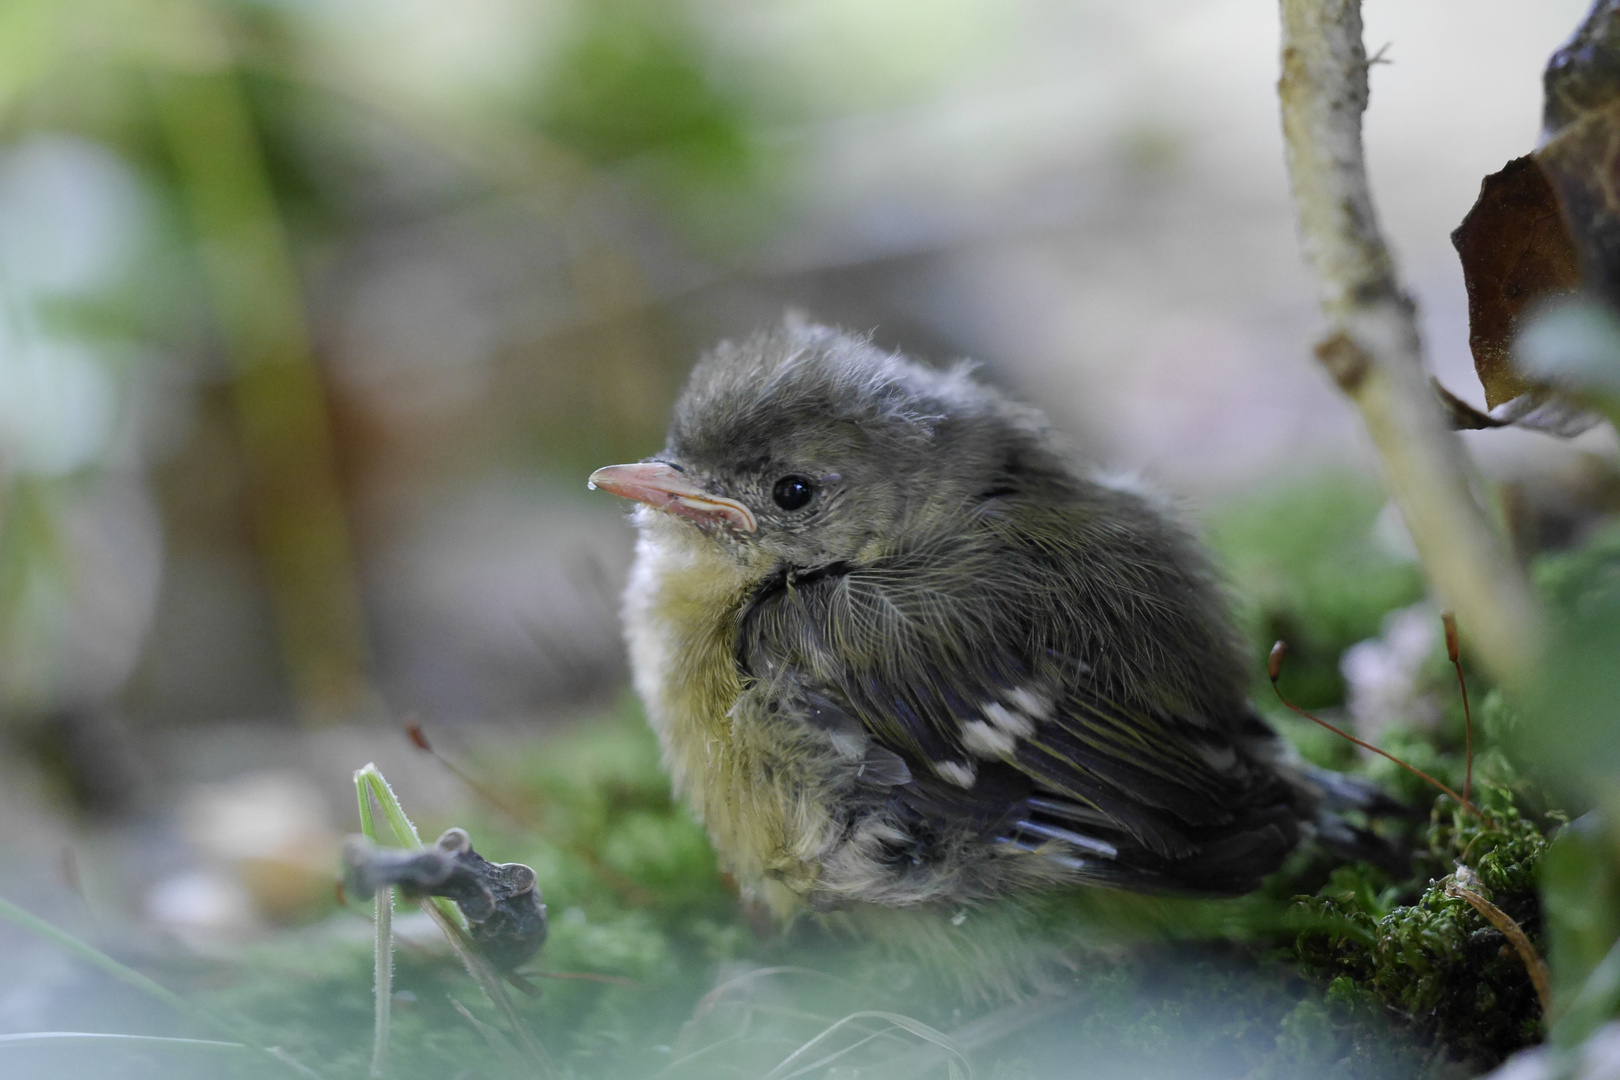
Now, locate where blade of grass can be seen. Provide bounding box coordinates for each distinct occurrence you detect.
[0,895,322,1079]
[656,1034,755,1077]
[761,1011,972,1080]
[773,1028,896,1080]
[354,763,554,1075]
[880,990,1085,1080]
[371,889,392,1079]
[0,1032,246,1050]
[420,895,556,1073]
[687,966,847,1026]
[0,896,198,1019]
[354,768,393,1078]
[354,764,463,929]
[448,997,528,1073]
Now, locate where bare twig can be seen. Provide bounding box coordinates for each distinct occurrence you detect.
[1277,0,1543,688]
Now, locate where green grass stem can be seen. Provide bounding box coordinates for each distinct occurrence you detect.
[353,762,554,1075]
[0,894,322,1078]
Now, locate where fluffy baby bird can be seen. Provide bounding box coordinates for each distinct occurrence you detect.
[590,322,1393,916]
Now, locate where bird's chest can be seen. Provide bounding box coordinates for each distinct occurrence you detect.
[622,527,844,903]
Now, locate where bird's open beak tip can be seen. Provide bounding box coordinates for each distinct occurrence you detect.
[588,462,756,533]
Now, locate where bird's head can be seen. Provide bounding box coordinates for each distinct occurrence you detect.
[590,322,1045,576]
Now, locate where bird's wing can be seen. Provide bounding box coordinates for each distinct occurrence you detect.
[735,541,1306,895]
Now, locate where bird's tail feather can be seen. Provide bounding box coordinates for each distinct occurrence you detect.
[1302,765,1415,878]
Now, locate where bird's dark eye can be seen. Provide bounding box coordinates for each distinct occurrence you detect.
[771,475,815,511]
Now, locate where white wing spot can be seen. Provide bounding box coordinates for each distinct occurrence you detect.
[982,702,1035,738]
[826,728,868,760]
[935,760,977,788]
[1006,687,1053,720]
[961,720,1016,758]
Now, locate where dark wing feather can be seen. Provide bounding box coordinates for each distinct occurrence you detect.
[736,531,1312,896]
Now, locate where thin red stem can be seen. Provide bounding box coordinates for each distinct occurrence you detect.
[405,720,660,907]
[1268,641,1482,820]
[1454,661,1473,808]
[404,721,532,829]
[1441,612,1474,809]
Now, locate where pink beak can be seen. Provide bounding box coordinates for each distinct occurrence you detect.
[588,462,757,533]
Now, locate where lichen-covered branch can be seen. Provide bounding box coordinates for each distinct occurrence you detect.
[1278,0,1544,688]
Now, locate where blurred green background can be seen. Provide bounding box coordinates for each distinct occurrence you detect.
[2,1,1618,1078]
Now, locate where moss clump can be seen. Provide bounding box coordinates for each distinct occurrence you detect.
[172,703,1463,1080]
[1294,787,1557,1067]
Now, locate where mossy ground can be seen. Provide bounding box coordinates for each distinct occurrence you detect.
[26,471,1592,1080]
[181,702,1478,1080]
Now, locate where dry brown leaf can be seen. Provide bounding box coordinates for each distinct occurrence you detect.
[1448,2,1620,431]
[1538,100,1620,306]
[1433,378,1510,431]
[1450,157,1582,409]
[1433,377,1601,439]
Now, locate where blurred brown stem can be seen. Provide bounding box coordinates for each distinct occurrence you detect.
[148,12,372,724]
[1277,0,1544,689]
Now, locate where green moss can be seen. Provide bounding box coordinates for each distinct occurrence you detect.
[178,703,1464,1079]
[1294,788,1556,1067]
